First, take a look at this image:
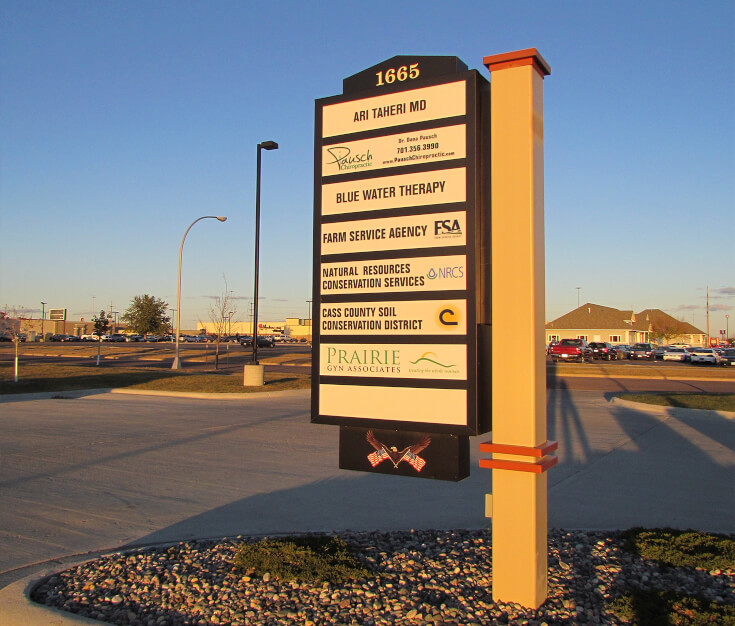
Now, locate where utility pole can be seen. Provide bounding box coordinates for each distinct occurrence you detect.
[706,286,710,346]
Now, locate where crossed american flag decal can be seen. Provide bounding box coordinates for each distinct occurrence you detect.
[366,431,431,472]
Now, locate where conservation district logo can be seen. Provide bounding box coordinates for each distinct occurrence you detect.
[366,431,431,472]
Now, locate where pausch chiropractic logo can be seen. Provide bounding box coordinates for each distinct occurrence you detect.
[325,146,373,172]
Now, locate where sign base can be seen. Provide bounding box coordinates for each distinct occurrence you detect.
[339,426,469,482]
[243,364,265,386]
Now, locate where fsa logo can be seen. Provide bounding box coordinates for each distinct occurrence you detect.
[434,219,462,236]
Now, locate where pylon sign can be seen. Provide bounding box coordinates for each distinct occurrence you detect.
[312,56,490,480]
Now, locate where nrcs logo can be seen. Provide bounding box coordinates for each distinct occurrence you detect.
[434,219,462,237]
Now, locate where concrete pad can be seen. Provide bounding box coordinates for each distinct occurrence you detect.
[1,387,733,619]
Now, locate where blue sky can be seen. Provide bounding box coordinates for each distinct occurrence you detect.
[1,1,733,333]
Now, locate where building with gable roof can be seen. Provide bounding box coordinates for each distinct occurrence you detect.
[545,303,705,346]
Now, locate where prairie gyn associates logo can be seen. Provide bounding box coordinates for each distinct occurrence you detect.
[325,146,373,172]
[324,346,400,374]
[407,351,460,377]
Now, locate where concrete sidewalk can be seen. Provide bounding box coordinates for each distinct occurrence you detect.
[0,388,733,623]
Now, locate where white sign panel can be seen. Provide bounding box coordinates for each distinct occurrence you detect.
[321,168,466,216]
[321,211,465,255]
[319,384,467,426]
[320,299,466,336]
[322,125,466,177]
[322,80,466,138]
[320,343,467,380]
[320,255,466,295]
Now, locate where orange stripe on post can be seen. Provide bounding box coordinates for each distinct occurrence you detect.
[479,440,558,457]
[479,455,558,474]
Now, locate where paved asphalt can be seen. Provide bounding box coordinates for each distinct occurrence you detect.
[1,384,733,597]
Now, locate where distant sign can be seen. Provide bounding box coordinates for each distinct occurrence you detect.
[49,308,66,321]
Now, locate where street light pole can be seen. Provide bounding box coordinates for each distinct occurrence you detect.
[576,287,581,309]
[251,140,278,367]
[727,314,730,343]
[40,301,46,341]
[172,215,227,369]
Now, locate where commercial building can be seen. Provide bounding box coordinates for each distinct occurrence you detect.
[545,303,705,346]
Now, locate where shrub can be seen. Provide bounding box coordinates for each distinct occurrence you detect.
[233,535,370,584]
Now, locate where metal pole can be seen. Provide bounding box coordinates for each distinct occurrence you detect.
[173,215,227,369]
[253,145,262,366]
[41,301,46,341]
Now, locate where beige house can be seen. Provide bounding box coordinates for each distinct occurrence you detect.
[198,317,313,341]
[545,303,705,346]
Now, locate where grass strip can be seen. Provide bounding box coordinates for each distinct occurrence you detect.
[1,362,310,395]
[233,536,370,584]
[617,393,735,412]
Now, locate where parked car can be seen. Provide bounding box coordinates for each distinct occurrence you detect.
[109,333,127,342]
[663,347,690,362]
[720,348,735,366]
[613,344,631,359]
[629,343,655,360]
[653,345,668,359]
[158,335,172,342]
[61,334,81,342]
[125,334,144,342]
[239,335,275,348]
[549,338,592,363]
[689,348,721,365]
[588,342,617,360]
[546,340,559,355]
[144,335,159,342]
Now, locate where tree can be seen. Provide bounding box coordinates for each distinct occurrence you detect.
[206,277,238,370]
[121,295,170,335]
[92,310,110,366]
[650,319,689,344]
[93,310,110,338]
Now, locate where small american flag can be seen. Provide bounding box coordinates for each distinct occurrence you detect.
[404,451,426,472]
[367,448,389,467]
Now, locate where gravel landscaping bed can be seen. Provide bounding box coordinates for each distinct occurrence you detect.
[32,528,734,625]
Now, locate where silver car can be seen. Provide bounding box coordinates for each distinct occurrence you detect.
[689,348,720,365]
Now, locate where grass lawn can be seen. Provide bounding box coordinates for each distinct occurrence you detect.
[0,361,310,395]
[618,392,735,412]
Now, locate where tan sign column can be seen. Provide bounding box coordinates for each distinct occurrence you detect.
[482,49,552,608]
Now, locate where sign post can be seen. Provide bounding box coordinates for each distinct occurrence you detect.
[313,57,491,481]
[480,48,552,608]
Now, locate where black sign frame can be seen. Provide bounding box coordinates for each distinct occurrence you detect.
[312,57,490,439]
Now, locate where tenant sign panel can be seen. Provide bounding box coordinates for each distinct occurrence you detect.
[313,56,490,474]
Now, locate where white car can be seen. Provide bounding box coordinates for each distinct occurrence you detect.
[689,348,720,365]
[663,347,689,361]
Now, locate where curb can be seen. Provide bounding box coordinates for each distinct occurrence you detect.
[610,396,735,420]
[0,566,108,625]
[110,388,310,400]
[0,388,310,403]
